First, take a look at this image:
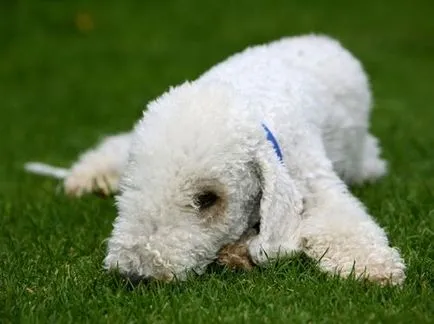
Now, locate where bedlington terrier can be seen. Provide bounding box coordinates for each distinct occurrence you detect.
[26,34,406,285]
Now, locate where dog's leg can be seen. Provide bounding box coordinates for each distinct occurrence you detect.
[287,131,405,285]
[301,182,405,285]
[64,133,132,196]
[334,131,388,185]
[355,133,388,183]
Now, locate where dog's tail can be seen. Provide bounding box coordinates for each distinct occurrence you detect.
[24,162,70,179]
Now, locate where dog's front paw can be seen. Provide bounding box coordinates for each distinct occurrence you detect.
[367,264,406,286]
[218,241,255,270]
[217,228,258,270]
[303,234,406,286]
[64,166,120,197]
[356,247,406,286]
[248,236,300,265]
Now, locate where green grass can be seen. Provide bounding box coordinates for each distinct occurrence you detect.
[1,0,433,322]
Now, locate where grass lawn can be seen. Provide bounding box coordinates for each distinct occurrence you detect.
[1,0,433,322]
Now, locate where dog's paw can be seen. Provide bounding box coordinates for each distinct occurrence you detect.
[64,167,120,197]
[217,241,255,270]
[367,267,406,286]
[358,249,406,286]
[304,237,406,286]
[346,260,406,286]
[217,227,258,270]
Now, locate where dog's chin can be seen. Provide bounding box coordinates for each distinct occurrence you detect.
[120,267,208,284]
[105,254,214,284]
[128,271,176,284]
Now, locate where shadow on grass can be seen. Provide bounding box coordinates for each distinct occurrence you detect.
[104,252,332,292]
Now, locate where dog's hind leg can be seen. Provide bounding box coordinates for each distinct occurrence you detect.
[341,132,388,185]
[324,127,387,186]
[355,133,388,183]
[64,133,132,197]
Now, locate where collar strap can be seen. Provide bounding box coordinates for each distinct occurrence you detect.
[261,123,283,162]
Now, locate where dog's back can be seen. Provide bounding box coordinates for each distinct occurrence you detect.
[200,35,371,124]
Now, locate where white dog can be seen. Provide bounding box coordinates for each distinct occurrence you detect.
[26,35,406,284]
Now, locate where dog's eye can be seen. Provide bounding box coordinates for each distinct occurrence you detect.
[194,191,218,210]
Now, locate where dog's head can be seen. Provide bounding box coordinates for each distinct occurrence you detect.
[104,82,303,281]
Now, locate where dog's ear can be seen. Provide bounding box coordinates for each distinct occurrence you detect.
[248,142,304,265]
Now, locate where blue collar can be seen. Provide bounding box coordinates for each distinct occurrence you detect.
[262,123,283,162]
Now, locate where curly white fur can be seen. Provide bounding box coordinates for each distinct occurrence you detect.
[27,34,405,284]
